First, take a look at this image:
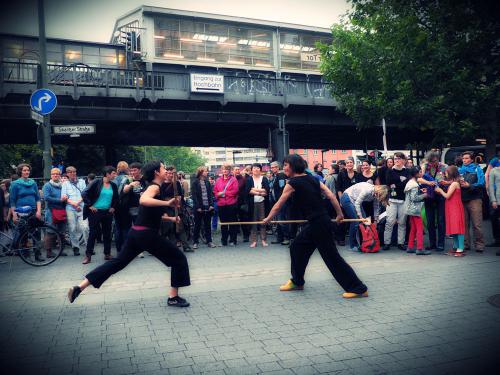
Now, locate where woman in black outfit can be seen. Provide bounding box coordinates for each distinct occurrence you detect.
[191,166,216,249]
[263,154,368,298]
[68,161,191,307]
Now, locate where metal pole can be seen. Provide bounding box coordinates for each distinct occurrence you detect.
[38,0,52,179]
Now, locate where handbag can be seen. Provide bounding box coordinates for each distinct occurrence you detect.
[51,208,67,224]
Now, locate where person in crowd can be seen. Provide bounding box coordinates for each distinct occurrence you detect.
[244,165,252,177]
[208,175,218,231]
[234,166,250,242]
[177,171,190,198]
[404,167,430,255]
[246,163,270,248]
[337,160,346,173]
[87,173,96,184]
[120,162,147,256]
[9,164,43,260]
[160,166,192,252]
[313,163,325,183]
[383,152,410,250]
[325,164,339,196]
[340,182,388,252]
[42,168,68,257]
[486,158,500,253]
[269,161,289,245]
[113,161,130,254]
[68,161,191,307]
[336,157,361,246]
[82,166,119,264]
[61,166,88,256]
[435,166,466,256]
[358,160,375,184]
[191,166,216,249]
[417,151,447,251]
[406,159,414,168]
[485,150,500,190]
[263,154,368,298]
[214,164,239,246]
[458,151,485,252]
[325,164,344,244]
[1,179,12,227]
[376,157,393,186]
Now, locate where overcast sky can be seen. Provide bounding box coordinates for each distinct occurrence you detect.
[1,0,350,43]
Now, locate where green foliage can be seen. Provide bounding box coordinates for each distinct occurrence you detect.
[319,0,500,154]
[142,146,206,173]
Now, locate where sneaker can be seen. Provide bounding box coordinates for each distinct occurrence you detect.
[342,291,369,298]
[184,247,194,253]
[192,243,199,250]
[397,244,406,251]
[454,250,466,257]
[382,244,391,251]
[139,252,145,258]
[279,279,304,291]
[82,256,91,264]
[73,247,80,256]
[67,286,81,303]
[350,246,360,252]
[167,296,190,307]
[207,242,217,248]
[261,241,269,247]
[406,248,416,254]
[416,249,432,255]
[281,240,290,245]
[250,242,257,248]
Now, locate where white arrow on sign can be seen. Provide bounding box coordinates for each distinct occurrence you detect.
[34,93,52,111]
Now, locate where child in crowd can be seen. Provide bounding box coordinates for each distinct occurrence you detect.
[404,167,430,255]
[435,166,466,256]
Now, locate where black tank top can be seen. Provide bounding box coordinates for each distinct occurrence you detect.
[134,183,166,230]
[288,174,328,220]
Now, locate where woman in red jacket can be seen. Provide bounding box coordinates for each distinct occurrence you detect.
[213,164,240,246]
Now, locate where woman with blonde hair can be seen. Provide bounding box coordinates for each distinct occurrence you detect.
[340,182,388,252]
[190,166,216,249]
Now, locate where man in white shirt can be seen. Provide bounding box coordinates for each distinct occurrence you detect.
[61,166,88,256]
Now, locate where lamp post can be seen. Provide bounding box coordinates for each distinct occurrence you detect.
[232,150,242,166]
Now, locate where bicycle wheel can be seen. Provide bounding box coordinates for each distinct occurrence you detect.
[17,225,63,266]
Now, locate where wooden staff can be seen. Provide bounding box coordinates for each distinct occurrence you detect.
[220,218,371,225]
[172,170,180,233]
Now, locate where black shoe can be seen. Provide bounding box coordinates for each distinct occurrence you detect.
[382,244,391,251]
[167,296,190,307]
[73,247,80,256]
[425,246,436,251]
[397,244,406,251]
[183,247,194,252]
[221,242,228,246]
[67,286,81,303]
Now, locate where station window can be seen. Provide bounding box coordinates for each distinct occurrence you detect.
[313,149,318,155]
[341,150,347,154]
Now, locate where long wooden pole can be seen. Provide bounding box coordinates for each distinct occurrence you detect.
[220,218,370,225]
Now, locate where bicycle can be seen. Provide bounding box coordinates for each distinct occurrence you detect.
[0,206,64,266]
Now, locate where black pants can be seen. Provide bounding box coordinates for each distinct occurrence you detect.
[193,210,213,244]
[425,196,446,249]
[86,210,113,256]
[491,206,500,243]
[218,204,238,244]
[238,204,251,240]
[86,228,191,289]
[290,215,367,294]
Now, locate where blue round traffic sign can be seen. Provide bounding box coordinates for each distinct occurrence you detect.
[30,88,57,115]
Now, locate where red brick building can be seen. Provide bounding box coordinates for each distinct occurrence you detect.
[289,149,354,169]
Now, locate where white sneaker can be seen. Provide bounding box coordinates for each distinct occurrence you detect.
[139,252,145,258]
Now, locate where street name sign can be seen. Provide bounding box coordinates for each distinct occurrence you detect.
[53,124,96,135]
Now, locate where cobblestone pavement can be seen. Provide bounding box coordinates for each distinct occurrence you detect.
[1,232,499,375]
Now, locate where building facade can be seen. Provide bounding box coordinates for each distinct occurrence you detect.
[191,147,270,172]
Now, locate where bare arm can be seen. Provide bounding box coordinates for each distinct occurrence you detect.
[263,184,294,223]
[435,181,459,199]
[139,185,177,207]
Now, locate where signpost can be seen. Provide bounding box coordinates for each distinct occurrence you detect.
[52,124,96,135]
[190,73,224,93]
[30,88,57,115]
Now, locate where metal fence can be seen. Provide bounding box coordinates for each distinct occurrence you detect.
[1,61,333,99]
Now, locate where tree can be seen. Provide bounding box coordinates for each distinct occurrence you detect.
[319,0,500,158]
[142,146,206,173]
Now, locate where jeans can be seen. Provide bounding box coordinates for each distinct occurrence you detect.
[424,196,446,249]
[384,201,407,245]
[290,215,367,294]
[66,208,88,249]
[193,209,213,244]
[340,194,363,249]
[86,210,113,256]
[114,220,130,253]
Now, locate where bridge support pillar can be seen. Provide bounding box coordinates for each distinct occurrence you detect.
[270,115,289,163]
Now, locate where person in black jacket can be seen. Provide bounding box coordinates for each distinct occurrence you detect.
[82,166,119,264]
[335,157,362,246]
[191,166,216,249]
[269,161,290,245]
[246,163,270,247]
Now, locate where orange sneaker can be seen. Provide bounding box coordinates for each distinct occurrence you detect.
[279,279,304,291]
[342,291,369,298]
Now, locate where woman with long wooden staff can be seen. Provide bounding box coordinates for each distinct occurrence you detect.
[67,161,191,307]
[262,154,368,298]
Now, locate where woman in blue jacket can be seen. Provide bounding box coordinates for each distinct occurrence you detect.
[10,163,41,223]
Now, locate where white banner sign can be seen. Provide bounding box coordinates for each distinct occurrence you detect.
[53,125,96,135]
[300,53,321,63]
[190,74,224,93]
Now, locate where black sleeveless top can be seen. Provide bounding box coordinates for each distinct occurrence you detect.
[288,174,328,220]
[134,182,166,230]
